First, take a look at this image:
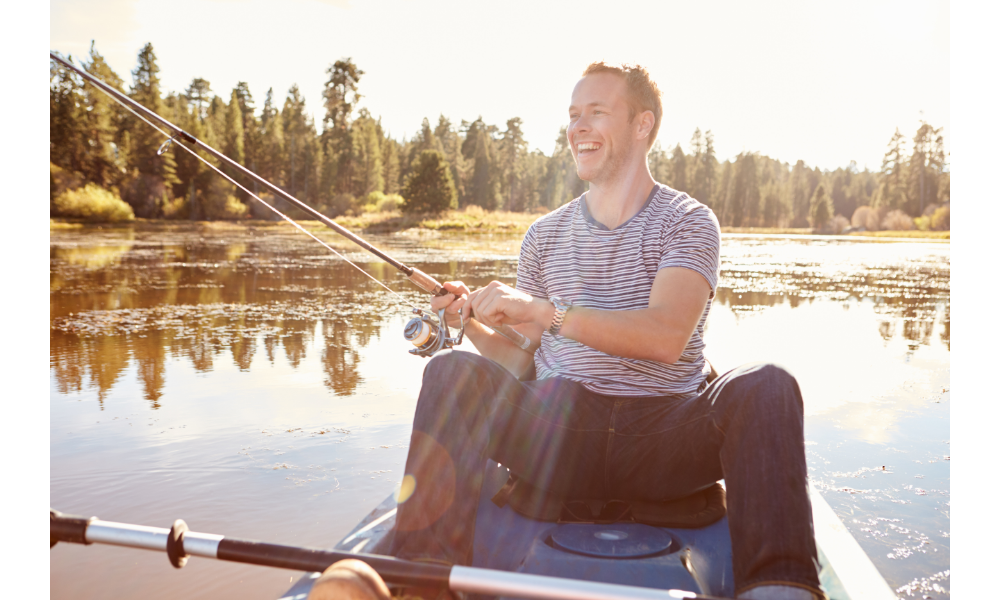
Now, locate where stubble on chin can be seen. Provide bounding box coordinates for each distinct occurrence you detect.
[581,147,626,188]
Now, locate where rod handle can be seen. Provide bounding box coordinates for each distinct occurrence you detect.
[408,268,444,295]
[493,324,531,350]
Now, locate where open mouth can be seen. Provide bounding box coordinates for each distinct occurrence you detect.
[576,142,601,156]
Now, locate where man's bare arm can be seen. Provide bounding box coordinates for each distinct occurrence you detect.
[469,267,711,364]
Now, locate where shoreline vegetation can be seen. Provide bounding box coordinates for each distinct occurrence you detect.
[49,209,950,240]
[51,43,950,239]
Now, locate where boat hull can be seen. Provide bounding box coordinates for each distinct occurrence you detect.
[280,460,895,600]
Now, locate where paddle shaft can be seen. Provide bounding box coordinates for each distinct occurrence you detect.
[50,510,728,600]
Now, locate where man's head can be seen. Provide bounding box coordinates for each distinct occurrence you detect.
[568,62,663,184]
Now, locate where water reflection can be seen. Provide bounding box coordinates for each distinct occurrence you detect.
[716,236,949,355]
[51,226,950,409]
[50,224,949,598]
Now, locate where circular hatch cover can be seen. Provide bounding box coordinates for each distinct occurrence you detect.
[550,523,673,558]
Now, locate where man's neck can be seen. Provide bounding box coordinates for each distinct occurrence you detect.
[584,162,656,230]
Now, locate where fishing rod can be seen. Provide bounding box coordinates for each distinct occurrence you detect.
[50,509,728,600]
[49,51,530,358]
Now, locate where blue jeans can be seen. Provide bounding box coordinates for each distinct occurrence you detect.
[388,350,821,595]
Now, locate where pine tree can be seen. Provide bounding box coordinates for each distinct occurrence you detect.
[322,59,363,197]
[715,161,733,225]
[669,144,687,191]
[930,133,948,205]
[282,85,312,200]
[689,129,717,208]
[809,184,833,230]
[402,150,457,213]
[171,97,205,218]
[727,153,760,227]
[872,128,908,212]
[259,88,285,187]
[233,82,262,190]
[351,109,384,195]
[761,181,781,227]
[381,137,401,195]
[224,89,246,165]
[906,120,943,216]
[185,78,213,121]
[411,117,441,158]
[435,116,466,201]
[788,160,811,227]
[827,166,854,220]
[124,43,179,217]
[82,42,126,188]
[220,89,248,211]
[49,53,88,179]
[469,125,499,210]
[498,117,528,211]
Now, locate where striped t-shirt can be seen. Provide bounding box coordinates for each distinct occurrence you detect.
[516,183,721,398]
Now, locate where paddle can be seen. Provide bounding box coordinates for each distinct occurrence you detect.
[50,509,732,600]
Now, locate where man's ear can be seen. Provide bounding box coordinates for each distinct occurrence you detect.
[636,110,655,142]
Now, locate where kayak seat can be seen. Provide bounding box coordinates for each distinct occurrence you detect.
[491,474,726,529]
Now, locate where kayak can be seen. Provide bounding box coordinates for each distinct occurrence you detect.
[280,460,896,600]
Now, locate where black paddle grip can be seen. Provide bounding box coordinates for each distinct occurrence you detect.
[50,509,95,547]
[217,539,452,587]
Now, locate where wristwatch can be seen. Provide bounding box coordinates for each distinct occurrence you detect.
[548,296,572,336]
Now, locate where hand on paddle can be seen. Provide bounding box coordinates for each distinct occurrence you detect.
[306,559,391,600]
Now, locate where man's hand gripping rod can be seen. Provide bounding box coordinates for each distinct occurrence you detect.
[402,270,530,357]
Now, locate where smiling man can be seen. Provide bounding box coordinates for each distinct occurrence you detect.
[383,62,824,600]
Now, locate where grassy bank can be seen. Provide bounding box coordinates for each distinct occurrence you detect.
[333,208,542,234]
[720,227,812,235]
[721,226,949,240]
[846,230,950,240]
[51,213,950,240]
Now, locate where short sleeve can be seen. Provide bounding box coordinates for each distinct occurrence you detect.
[658,203,721,298]
[516,223,547,298]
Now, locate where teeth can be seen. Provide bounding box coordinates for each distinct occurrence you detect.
[577,143,600,151]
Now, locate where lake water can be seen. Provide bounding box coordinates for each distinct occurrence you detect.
[49,222,950,599]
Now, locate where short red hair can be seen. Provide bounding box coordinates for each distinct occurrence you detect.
[582,61,663,149]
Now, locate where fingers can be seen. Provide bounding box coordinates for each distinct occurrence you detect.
[429,281,471,313]
[442,281,471,296]
[429,293,454,312]
[306,559,391,600]
[469,282,509,328]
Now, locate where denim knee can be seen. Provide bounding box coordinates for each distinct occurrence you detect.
[745,362,804,415]
[714,362,804,419]
[423,349,472,379]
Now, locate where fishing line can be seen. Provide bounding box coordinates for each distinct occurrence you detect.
[51,51,530,355]
[80,60,420,314]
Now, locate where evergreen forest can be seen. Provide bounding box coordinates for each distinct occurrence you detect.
[50,43,950,232]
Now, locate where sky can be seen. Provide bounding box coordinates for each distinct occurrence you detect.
[50,0,949,171]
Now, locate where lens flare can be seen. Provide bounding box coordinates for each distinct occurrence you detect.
[395,474,417,504]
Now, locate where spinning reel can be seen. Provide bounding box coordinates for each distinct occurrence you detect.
[403,307,465,357]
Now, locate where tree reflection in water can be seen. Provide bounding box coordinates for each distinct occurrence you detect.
[50,225,949,409]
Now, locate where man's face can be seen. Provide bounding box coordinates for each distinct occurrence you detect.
[567,72,637,184]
